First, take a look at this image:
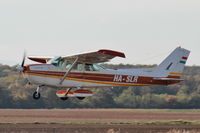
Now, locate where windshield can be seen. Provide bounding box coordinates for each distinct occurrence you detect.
[49,56,64,67]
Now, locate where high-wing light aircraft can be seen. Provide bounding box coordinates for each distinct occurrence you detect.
[17,47,190,100]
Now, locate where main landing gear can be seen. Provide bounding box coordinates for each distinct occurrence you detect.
[56,89,93,101]
[33,85,43,100]
[60,97,68,101]
[59,88,72,101]
[77,97,85,100]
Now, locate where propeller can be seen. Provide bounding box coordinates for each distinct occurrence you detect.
[16,51,26,72]
[21,52,26,68]
[15,51,27,86]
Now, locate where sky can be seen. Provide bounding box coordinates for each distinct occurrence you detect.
[0,0,199,66]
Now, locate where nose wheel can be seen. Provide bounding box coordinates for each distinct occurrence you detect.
[33,85,43,100]
[33,91,40,100]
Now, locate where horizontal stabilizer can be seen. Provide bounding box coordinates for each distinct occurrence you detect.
[153,77,184,81]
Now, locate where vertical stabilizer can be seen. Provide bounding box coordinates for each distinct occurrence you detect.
[156,47,190,77]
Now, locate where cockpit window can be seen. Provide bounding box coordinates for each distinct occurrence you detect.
[50,58,105,71]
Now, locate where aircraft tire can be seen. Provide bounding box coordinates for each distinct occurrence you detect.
[33,92,40,100]
[77,97,85,100]
[60,97,68,101]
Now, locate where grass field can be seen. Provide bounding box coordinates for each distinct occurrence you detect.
[0,109,200,133]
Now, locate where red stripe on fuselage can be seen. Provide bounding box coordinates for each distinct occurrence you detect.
[24,70,179,86]
[167,76,181,79]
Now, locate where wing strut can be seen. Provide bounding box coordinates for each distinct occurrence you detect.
[59,57,79,85]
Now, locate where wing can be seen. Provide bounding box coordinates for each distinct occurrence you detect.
[62,49,126,63]
[28,56,53,63]
[28,49,125,64]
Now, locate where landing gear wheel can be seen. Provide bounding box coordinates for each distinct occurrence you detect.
[33,92,40,100]
[77,97,85,100]
[60,97,68,101]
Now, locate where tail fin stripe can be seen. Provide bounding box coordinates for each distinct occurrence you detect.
[180,60,186,64]
[182,57,188,60]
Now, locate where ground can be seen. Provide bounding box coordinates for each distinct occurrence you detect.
[0,109,200,133]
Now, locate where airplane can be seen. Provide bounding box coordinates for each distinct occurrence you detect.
[17,47,190,100]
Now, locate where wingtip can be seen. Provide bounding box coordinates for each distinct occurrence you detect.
[98,49,126,58]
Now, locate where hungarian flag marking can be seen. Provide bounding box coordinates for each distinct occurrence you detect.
[180,57,187,64]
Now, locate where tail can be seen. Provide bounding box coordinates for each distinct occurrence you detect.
[155,47,190,78]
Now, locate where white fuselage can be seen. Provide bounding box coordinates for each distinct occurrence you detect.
[23,64,177,88]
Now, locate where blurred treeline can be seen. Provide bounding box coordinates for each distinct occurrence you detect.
[0,64,200,109]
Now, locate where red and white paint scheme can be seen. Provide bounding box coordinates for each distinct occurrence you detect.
[17,47,190,100]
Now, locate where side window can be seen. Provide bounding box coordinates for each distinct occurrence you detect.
[84,64,105,71]
[65,62,84,71]
[66,63,72,70]
[72,63,84,71]
[52,61,105,72]
[93,64,105,71]
[76,63,84,71]
[85,64,95,71]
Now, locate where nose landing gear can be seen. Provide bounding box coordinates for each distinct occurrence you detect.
[33,85,43,100]
[33,91,40,100]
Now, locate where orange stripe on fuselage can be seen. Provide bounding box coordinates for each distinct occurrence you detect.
[169,72,183,76]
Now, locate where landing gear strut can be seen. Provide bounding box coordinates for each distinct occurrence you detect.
[33,85,43,100]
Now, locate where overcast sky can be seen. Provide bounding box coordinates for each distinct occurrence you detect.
[0,0,199,66]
